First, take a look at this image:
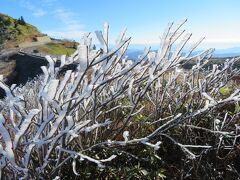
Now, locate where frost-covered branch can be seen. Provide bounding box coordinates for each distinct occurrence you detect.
[0,21,239,179]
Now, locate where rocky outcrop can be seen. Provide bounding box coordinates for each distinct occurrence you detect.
[6,54,48,85]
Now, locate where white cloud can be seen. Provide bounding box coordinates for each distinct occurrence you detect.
[132,33,240,50]
[45,30,84,41]
[44,8,85,41]
[40,0,57,6]
[15,0,85,40]
[19,0,47,17]
[32,9,47,17]
[197,41,240,50]
[54,8,84,29]
[130,20,240,50]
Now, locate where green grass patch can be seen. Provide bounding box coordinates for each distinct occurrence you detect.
[219,87,231,96]
[39,43,76,55]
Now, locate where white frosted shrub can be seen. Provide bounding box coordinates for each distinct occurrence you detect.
[0,21,239,179]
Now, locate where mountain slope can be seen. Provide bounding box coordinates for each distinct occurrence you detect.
[0,13,41,48]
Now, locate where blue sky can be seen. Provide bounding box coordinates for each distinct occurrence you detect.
[1,0,240,49]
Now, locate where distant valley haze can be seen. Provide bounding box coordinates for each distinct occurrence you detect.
[126,44,240,59]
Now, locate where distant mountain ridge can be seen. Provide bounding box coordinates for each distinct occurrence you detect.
[212,47,240,57]
[126,46,240,59]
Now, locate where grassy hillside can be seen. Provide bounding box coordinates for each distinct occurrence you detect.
[0,13,79,55]
[0,13,41,48]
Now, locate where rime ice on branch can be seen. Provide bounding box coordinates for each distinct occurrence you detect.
[0,21,239,179]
